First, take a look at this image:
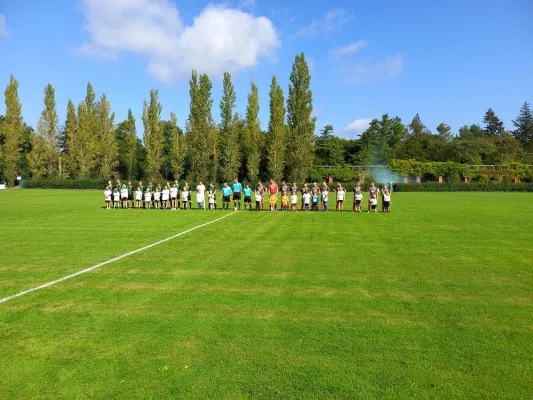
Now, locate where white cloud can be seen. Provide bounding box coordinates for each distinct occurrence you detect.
[0,13,9,38]
[342,54,404,84]
[343,118,372,136]
[329,40,367,58]
[294,8,352,39]
[240,0,256,8]
[77,0,280,83]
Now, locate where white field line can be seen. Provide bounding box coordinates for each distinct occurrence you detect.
[0,211,237,305]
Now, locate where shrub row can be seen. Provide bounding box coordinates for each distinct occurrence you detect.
[392,182,533,192]
[23,178,107,189]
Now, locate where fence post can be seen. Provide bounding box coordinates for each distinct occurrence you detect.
[416,176,421,184]
[438,176,443,183]
[403,176,408,184]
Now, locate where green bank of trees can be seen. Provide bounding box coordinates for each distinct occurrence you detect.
[1,54,532,186]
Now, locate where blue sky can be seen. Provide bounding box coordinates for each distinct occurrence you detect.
[0,0,532,139]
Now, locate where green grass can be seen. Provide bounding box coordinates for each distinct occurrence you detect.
[1,190,532,399]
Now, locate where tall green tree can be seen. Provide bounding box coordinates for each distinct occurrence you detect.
[28,119,48,177]
[244,81,261,182]
[512,102,533,146]
[408,113,427,135]
[266,76,286,181]
[315,125,344,165]
[286,53,316,182]
[483,108,505,136]
[96,93,117,179]
[120,109,139,180]
[63,100,78,177]
[187,71,217,181]
[169,112,185,180]
[358,115,408,164]
[218,72,240,181]
[69,83,100,178]
[1,75,24,184]
[436,123,452,141]
[142,89,163,180]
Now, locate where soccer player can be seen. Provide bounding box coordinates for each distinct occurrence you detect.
[208,189,215,210]
[291,181,299,196]
[368,182,378,212]
[121,184,129,209]
[321,185,329,212]
[243,184,252,210]
[182,187,189,210]
[303,191,311,212]
[336,184,346,212]
[208,181,217,210]
[257,180,266,211]
[162,185,170,209]
[354,189,363,212]
[169,183,178,210]
[135,187,142,209]
[183,181,192,209]
[370,195,378,212]
[311,192,319,211]
[353,182,361,211]
[154,187,161,209]
[196,181,206,210]
[221,182,232,210]
[112,188,120,209]
[173,180,180,209]
[127,181,133,208]
[301,183,309,211]
[382,185,391,212]
[291,191,298,212]
[268,179,278,211]
[145,189,152,209]
[281,192,289,212]
[115,179,122,195]
[280,181,289,210]
[254,187,262,211]
[104,186,112,209]
[232,178,242,210]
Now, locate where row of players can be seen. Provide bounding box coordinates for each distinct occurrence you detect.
[103,179,392,212]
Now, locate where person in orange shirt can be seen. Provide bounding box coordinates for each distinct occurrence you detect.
[268,179,278,212]
[281,192,289,212]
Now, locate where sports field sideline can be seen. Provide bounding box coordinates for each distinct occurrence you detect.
[1,190,532,399]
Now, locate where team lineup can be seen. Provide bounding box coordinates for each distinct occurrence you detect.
[104,179,392,213]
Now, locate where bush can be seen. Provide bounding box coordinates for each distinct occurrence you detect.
[392,182,533,192]
[23,178,107,189]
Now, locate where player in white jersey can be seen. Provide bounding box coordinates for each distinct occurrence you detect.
[162,185,170,209]
[121,185,129,209]
[291,193,298,212]
[104,187,112,209]
[254,188,262,211]
[335,184,346,212]
[112,188,120,209]
[135,187,143,209]
[144,189,152,209]
[196,181,206,210]
[170,184,178,210]
[382,185,391,213]
[303,192,311,212]
[181,188,189,210]
[370,195,378,212]
[208,190,215,210]
[354,189,363,212]
[154,188,161,209]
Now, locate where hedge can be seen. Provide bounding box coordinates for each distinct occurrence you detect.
[23,178,108,189]
[392,182,533,192]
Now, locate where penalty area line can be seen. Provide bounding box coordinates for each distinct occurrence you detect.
[0,211,237,305]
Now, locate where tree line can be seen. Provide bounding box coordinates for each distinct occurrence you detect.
[1,52,532,186]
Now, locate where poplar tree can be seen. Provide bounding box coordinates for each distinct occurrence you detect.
[142,89,164,180]
[63,100,78,177]
[37,84,60,176]
[69,83,100,177]
[97,93,117,179]
[218,72,240,181]
[286,53,316,182]
[2,75,24,184]
[28,119,48,177]
[169,112,185,180]
[187,71,216,180]
[267,75,286,182]
[122,109,138,180]
[245,81,260,182]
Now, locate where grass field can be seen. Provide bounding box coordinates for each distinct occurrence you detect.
[1,190,532,399]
